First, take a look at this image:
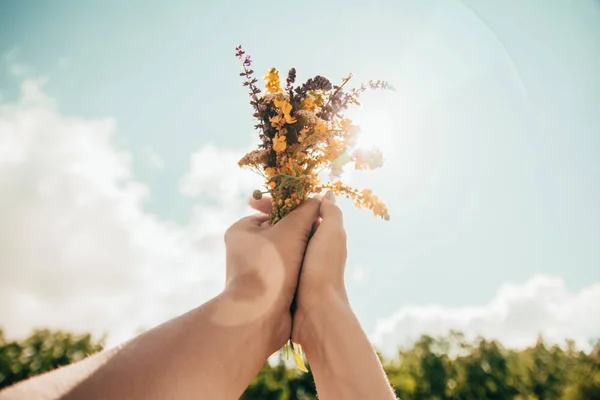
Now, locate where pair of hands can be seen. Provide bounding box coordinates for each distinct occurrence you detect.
[223,192,348,352]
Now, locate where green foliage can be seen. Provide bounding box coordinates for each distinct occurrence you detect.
[241,358,317,400]
[0,328,104,389]
[1,327,599,399]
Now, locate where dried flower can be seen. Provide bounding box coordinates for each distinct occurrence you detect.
[234,45,394,370]
[263,68,282,94]
[286,68,297,91]
[252,190,263,200]
[235,45,393,223]
[353,148,384,170]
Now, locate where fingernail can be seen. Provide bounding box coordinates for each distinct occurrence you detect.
[325,191,336,203]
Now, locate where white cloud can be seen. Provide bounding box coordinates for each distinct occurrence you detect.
[2,47,32,78]
[179,143,263,205]
[372,275,600,356]
[0,78,258,348]
[8,64,30,77]
[5,76,597,359]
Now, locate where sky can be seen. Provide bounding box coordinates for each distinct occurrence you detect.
[0,0,599,355]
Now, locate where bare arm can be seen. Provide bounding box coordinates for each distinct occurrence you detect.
[0,199,321,400]
[0,290,283,400]
[293,192,397,399]
[301,292,397,400]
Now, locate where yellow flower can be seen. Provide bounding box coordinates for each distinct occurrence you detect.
[284,114,296,124]
[354,148,384,170]
[263,68,282,94]
[237,56,392,228]
[291,342,308,373]
[339,118,353,130]
[301,97,316,110]
[314,92,325,106]
[314,123,328,134]
[264,167,276,178]
[302,91,324,110]
[273,98,296,124]
[298,127,310,143]
[273,133,287,152]
[270,114,284,128]
[272,98,288,112]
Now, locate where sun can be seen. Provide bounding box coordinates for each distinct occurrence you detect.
[352,108,396,151]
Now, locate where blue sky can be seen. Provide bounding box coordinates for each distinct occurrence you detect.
[1,0,599,351]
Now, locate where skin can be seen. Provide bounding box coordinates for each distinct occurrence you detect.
[0,199,320,400]
[252,193,397,400]
[0,193,396,400]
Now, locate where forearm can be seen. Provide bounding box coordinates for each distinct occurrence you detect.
[301,295,396,400]
[0,290,284,400]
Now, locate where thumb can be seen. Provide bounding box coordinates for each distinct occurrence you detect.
[319,191,344,229]
[274,197,321,236]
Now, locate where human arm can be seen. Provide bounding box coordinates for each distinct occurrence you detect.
[0,291,282,400]
[0,200,321,400]
[296,193,396,399]
[297,291,396,400]
[252,192,397,399]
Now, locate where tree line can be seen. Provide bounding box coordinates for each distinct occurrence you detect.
[1,328,598,399]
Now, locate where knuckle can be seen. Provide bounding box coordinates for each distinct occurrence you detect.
[224,225,238,243]
[296,198,321,216]
[305,197,321,207]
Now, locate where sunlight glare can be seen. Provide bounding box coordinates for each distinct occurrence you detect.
[353,109,396,151]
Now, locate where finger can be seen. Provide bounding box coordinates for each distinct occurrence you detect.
[309,217,322,237]
[248,196,273,215]
[274,197,321,236]
[237,213,271,229]
[224,213,269,243]
[319,191,344,229]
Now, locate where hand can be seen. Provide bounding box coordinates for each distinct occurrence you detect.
[249,192,349,345]
[224,197,321,350]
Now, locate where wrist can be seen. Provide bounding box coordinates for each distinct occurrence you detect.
[218,286,292,353]
[223,273,292,318]
[292,287,352,347]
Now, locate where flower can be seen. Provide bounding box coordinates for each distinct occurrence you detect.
[301,97,316,110]
[294,109,326,127]
[238,149,269,173]
[353,148,384,170]
[273,98,296,124]
[270,114,285,128]
[235,46,394,372]
[236,45,392,225]
[263,68,282,94]
[313,123,328,134]
[273,133,287,152]
[298,127,310,143]
[264,167,276,178]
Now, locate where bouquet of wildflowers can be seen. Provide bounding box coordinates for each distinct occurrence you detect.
[235,45,392,370]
